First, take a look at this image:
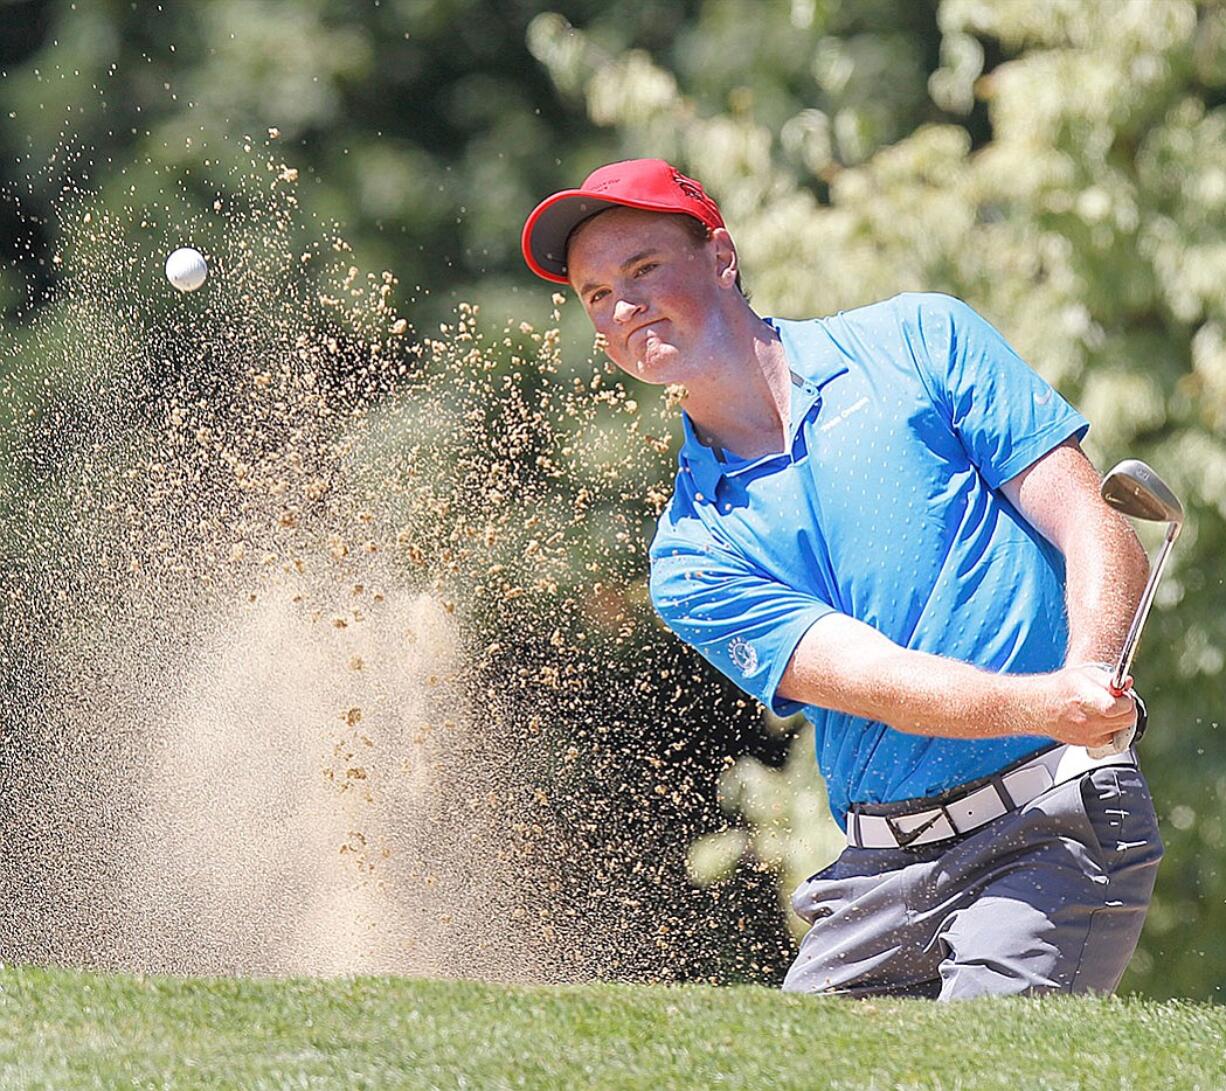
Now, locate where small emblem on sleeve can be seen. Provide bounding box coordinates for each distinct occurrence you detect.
[728,637,758,675]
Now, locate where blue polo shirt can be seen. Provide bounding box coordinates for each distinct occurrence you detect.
[648,293,1090,829]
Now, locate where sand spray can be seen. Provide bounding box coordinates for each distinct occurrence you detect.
[0,136,789,982]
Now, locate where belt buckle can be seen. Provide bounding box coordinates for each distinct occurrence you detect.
[886,803,954,848]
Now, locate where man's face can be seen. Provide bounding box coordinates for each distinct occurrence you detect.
[566,206,729,385]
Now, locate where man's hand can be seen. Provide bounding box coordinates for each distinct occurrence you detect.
[1027,665,1137,751]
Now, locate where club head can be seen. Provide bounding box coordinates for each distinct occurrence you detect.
[1101,459,1184,524]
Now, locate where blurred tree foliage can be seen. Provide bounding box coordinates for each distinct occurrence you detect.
[2,0,1224,999]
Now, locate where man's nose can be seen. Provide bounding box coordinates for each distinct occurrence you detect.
[613,298,643,324]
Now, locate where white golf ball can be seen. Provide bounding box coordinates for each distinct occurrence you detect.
[165,246,208,292]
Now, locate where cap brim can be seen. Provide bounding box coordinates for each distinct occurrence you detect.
[521,191,626,284]
[521,189,699,284]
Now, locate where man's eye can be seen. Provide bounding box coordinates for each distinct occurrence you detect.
[635,263,658,277]
[589,288,609,304]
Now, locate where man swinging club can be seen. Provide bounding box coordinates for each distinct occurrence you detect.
[521,159,1163,999]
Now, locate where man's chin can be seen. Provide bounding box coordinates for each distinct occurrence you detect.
[629,342,680,380]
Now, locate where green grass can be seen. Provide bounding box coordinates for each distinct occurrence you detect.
[1,965,1223,1090]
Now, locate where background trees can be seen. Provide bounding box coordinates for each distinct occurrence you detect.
[2,0,1223,999]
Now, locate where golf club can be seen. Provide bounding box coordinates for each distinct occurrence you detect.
[1090,459,1184,757]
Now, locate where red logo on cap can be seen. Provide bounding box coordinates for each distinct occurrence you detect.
[672,170,720,222]
[673,173,703,199]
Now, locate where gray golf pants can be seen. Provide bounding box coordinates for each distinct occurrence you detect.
[782,764,1163,1000]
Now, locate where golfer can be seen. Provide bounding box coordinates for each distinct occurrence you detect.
[521,159,1163,1000]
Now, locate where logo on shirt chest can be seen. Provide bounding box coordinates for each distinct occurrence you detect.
[818,395,871,434]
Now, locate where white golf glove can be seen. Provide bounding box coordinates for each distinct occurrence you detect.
[1087,691,1147,759]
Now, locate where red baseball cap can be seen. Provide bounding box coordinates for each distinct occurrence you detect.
[521,158,725,284]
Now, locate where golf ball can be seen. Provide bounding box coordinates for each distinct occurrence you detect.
[165,246,208,292]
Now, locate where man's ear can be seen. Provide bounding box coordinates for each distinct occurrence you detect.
[710,227,738,288]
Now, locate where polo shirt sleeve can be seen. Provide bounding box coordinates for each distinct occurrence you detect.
[649,543,835,717]
[909,293,1090,489]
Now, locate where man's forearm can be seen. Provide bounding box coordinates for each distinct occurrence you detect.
[839,646,1046,739]
[781,615,1051,740]
[999,438,1150,669]
[1061,511,1149,668]
[779,612,1137,748]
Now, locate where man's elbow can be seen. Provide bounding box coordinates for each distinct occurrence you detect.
[777,615,909,720]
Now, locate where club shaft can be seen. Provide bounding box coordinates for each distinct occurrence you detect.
[1112,521,1181,692]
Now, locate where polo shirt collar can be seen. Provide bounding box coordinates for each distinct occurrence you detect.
[678,317,849,499]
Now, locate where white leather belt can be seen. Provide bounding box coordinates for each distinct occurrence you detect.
[847,744,1137,850]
